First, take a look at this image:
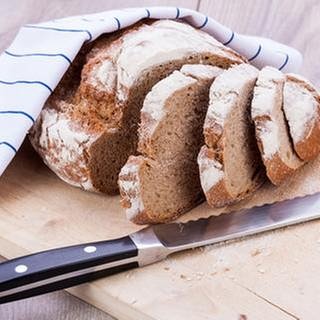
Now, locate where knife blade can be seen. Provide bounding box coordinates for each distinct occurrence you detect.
[1,193,320,304]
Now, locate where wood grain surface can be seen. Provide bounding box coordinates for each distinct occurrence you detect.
[0,0,319,319]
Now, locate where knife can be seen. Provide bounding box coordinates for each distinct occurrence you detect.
[1,193,320,304]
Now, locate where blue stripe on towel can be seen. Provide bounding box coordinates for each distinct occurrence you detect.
[0,142,17,153]
[248,44,262,62]
[4,51,72,64]
[0,110,35,123]
[198,16,208,29]
[24,25,93,42]
[0,80,53,93]
[223,31,235,45]
[145,8,151,18]
[176,8,180,19]
[114,17,121,30]
[278,53,289,70]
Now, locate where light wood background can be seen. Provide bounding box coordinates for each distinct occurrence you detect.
[0,0,319,319]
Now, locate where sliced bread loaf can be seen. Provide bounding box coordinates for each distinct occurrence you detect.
[251,67,304,185]
[198,63,264,208]
[283,73,320,161]
[29,20,245,194]
[118,65,223,224]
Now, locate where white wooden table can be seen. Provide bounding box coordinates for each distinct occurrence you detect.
[0,0,319,319]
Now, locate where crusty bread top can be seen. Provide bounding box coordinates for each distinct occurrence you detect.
[284,73,320,144]
[180,64,224,79]
[48,20,246,136]
[82,20,245,103]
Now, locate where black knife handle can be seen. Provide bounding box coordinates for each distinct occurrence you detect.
[0,236,138,304]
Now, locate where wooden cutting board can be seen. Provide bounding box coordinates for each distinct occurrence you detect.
[0,141,319,320]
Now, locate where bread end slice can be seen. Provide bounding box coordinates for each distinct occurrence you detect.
[283,73,320,161]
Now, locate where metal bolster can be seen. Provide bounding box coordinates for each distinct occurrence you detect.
[129,227,171,266]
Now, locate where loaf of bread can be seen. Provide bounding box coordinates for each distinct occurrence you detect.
[283,73,320,161]
[251,66,304,186]
[198,63,265,207]
[118,65,222,224]
[28,18,320,224]
[29,20,245,194]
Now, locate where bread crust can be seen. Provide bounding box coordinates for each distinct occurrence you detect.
[251,67,304,186]
[198,146,235,207]
[284,73,320,161]
[253,131,296,186]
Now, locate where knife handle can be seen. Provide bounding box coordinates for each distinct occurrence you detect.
[0,236,139,304]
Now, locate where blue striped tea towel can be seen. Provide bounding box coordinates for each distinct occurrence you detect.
[0,6,302,177]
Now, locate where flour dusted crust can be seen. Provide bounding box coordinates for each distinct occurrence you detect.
[197,146,234,207]
[117,157,146,222]
[198,63,263,208]
[119,65,223,224]
[251,66,304,186]
[283,73,320,160]
[30,20,245,194]
[31,106,98,191]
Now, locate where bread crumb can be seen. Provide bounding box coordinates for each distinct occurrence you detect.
[251,248,261,256]
[210,271,217,276]
[239,315,247,320]
[164,266,170,271]
[223,267,230,272]
[258,268,266,274]
[196,273,204,280]
[180,273,193,281]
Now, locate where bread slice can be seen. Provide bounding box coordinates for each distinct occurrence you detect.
[251,66,304,185]
[198,63,264,208]
[118,65,223,224]
[283,73,320,160]
[29,20,245,194]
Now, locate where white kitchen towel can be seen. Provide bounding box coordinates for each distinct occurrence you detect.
[0,6,303,177]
